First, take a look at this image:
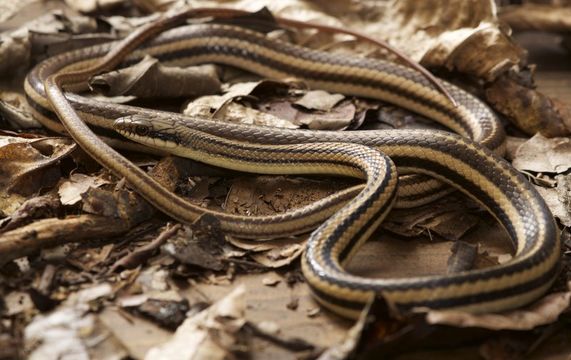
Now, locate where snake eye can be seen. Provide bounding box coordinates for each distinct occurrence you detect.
[135,124,150,137]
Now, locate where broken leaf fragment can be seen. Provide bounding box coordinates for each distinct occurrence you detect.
[425,284,571,331]
[90,56,222,98]
[512,133,571,173]
[58,173,111,206]
[0,136,75,216]
[145,286,248,360]
[162,215,229,271]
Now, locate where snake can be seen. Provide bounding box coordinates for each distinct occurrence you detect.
[23,9,559,318]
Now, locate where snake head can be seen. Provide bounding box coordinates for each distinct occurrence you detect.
[114,116,179,149]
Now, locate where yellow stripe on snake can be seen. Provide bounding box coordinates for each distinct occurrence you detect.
[24,9,559,318]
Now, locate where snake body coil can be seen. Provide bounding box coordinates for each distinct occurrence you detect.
[24,21,559,318]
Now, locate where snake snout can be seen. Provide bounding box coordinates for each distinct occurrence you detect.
[114,116,150,136]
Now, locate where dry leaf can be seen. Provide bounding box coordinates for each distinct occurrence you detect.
[485,73,570,136]
[0,91,41,129]
[4,291,34,316]
[162,215,229,271]
[383,196,479,240]
[58,173,111,206]
[145,286,247,360]
[426,287,571,330]
[262,273,281,286]
[183,80,298,128]
[512,133,571,173]
[447,241,478,274]
[24,283,116,360]
[0,136,75,216]
[90,56,222,98]
[251,242,305,268]
[500,4,571,32]
[0,193,61,232]
[64,0,125,13]
[294,90,344,111]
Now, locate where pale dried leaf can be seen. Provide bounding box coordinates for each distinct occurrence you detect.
[58,173,110,205]
[227,236,307,252]
[183,81,298,128]
[145,286,247,360]
[0,0,38,23]
[91,56,221,98]
[535,174,571,227]
[25,283,114,360]
[64,0,125,13]
[251,242,305,268]
[4,291,34,316]
[294,90,344,111]
[0,91,41,129]
[512,133,571,173]
[500,4,571,32]
[262,273,281,286]
[294,101,356,130]
[426,288,571,330]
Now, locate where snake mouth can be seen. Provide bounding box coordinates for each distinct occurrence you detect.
[114,116,179,148]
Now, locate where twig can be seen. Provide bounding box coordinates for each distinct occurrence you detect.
[0,215,133,266]
[109,222,181,272]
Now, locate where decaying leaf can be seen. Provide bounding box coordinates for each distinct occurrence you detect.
[500,4,571,33]
[486,73,571,136]
[0,193,61,232]
[24,283,123,360]
[145,286,248,360]
[262,272,282,287]
[120,291,191,330]
[64,0,125,13]
[513,133,571,173]
[0,91,41,129]
[183,80,299,128]
[58,173,111,206]
[0,11,103,76]
[447,241,478,274]
[0,136,75,215]
[251,241,305,268]
[383,196,479,240]
[425,284,571,330]
[91,56,222,98]
[259,97,358,130]
[294,90,344,111]
[162,215,229,271]
[536,183,571,227]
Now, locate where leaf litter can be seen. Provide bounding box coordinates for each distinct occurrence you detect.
[0,0,571,358]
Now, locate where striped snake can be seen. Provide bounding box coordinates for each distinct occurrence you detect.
[24,9,559,318]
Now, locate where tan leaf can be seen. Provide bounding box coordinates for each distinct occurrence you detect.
[145,286,247,360]
[512,133,571,173]
[294,90,344,111]
[425,288,571,330]
[58,173,111,206]
[90,56,222,98]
